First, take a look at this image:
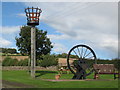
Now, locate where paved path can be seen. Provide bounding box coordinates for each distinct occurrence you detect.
[42,79,115,82]
[2,80,34,88]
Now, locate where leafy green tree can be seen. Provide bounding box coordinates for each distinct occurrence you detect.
[57,53,77,58]
[15,26,53,59]
[0,48,17,54]
[57,53,67,58]
[7,48,17,54]
[39,54,58,67]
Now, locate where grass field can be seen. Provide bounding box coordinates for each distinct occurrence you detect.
[2,70,118,88]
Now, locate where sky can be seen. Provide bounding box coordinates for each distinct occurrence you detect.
[1,1,118,59]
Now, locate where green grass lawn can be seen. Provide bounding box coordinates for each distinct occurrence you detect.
[2,70,118,88]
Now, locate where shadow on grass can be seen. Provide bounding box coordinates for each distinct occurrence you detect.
[35,71,57,78]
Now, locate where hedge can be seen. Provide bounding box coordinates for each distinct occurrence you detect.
[2,57,29,66]
[38,54,58,67]
[2,57,18,66]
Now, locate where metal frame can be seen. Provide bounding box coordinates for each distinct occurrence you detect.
[67,44,97,79]
[25,7,42,26]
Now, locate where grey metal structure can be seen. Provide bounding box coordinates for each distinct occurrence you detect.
[25,7,42,78]
[67,44,97,79]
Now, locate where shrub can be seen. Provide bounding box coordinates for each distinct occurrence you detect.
[2,57,18,66]
[2,57,29,66]
[17,59,29,66]
[39,54,58,67]
[111,59,120,70]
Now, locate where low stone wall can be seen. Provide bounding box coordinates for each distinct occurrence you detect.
[2,66,57,71]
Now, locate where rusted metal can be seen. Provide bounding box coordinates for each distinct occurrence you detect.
[25,7,42,26]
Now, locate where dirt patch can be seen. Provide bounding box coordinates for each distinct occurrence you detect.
[2,80,35,88]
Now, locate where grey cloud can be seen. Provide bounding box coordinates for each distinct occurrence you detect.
[24,2,118,59]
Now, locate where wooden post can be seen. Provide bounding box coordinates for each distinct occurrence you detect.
[31,26,36,78]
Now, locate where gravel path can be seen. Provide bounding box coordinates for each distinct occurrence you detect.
[2,80,35,88]
[42,79,115,82]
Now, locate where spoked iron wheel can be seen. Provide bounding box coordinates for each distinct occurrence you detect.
[67,44,97,79]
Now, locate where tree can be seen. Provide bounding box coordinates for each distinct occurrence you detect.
[57,53,78,58]
[15,26,53,59]
[39,54,58,67]
[7,48,17,54]
[57,53,67,58]
[0,48,17,54]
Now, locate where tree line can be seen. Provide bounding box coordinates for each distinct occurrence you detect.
[1,25,119,70]
[0,48,17,54]
[2,54,119,70]
[2,54,58,67]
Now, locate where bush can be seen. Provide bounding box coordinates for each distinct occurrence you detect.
[2,57,18,66]
[111,59,120,70]
[39,54,58,67]
[17,59,29,66]
[2,57,29,66]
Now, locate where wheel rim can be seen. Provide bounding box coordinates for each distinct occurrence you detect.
[67,44,97,75]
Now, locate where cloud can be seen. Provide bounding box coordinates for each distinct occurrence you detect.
[2,0,119,2]
[17,13,26,17]
[0,38,12,47]
[23,2,118,59]
[47,34,72,40]
[52,43,67,53]
[1,26,21,48]
[1,26,20,34]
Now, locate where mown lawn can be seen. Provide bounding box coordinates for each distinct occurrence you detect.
[2,70,118,88]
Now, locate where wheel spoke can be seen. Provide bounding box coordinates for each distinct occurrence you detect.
[73,49,79,58]
[83,48,88,58]
[87,56,94,59]
[84,51,91,58]
[77,47,81,58]
[80,47,83,58]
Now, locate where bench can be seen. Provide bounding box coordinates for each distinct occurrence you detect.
[93,64,119,79]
